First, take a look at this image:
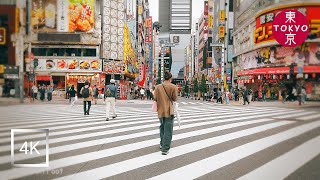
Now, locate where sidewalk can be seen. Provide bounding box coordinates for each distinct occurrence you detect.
[183,97,320,109]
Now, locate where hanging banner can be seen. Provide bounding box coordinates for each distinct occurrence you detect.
[138,64,146,87]
[219,10,225,21]
[219,26,225,38]
[208,15,213,28]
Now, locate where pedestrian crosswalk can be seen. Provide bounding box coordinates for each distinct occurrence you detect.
[0,104,319,179]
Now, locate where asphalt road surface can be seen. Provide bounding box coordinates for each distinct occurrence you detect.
[0,100,319,180]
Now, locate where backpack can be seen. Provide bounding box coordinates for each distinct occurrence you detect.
[105,87,111,97]
[82,87,90,98]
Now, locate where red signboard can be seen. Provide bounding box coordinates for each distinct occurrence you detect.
[254,6,320,44]
[237,66,320,76]
[138,64,146,87]
[0,28,6,45]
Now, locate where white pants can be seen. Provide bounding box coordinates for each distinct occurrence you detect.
[70,97,76,106]
[106,97,116,118]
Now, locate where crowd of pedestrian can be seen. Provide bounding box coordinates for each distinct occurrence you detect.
[31,84,54,102]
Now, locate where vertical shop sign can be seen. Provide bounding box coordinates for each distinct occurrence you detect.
[57,0,69,32]
[226,68,232,84]
[219,26,225,38]
[219,10,225,21]
[149,16,152,43]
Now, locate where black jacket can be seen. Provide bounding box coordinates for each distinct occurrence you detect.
[69,87,77,97]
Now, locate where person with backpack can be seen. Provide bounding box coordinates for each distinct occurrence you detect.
[69,85,77,106]
[93,85,99,105]
[154,71,178,155]
[105,79,118,121]
[80,81,93,115]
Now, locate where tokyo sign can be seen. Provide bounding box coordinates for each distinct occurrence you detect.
[272,10,309,47]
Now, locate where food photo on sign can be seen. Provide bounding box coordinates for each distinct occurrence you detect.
[68,60,79,69]
[31,0,95,32]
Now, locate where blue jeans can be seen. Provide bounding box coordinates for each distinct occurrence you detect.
[159,117,174,152]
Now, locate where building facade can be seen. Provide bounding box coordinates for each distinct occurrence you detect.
[233,0,320,100]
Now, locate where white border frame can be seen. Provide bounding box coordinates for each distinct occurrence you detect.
[11,129,49,167]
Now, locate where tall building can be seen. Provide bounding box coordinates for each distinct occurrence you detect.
[159,0,192,33]
[158,0,192,79]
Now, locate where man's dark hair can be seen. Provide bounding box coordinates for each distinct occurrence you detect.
[85,81,89,85]
[164,71,172,80]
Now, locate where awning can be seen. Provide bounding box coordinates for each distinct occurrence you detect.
[36,75,51,81]
[237,66,320,76]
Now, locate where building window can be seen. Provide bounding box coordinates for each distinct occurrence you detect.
[66,48,81,56]
[83,49,96,57]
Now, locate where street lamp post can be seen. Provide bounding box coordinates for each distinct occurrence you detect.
[210,43,225,92]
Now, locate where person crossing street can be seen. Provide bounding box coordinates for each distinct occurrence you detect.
[105,79,118,121]
[80,81,93,115]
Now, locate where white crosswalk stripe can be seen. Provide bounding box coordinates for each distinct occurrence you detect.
[0,104,319,179]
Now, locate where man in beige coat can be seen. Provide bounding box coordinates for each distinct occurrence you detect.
[154,71,178,155]
[80,81,93,115]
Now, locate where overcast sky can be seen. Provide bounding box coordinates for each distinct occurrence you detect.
[149,0,203,31]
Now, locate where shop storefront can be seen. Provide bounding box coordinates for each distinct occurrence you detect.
[26,58,103,98]
[234,4,320,100]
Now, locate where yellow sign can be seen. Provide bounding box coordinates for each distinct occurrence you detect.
[208,15,213,28]
[138,6,143,15]
[0,28,6,45]
[0,64,4,73]
[219,26,225,38]
[219,10,225,21]
[15,8,19,33]
[145,19,149,28]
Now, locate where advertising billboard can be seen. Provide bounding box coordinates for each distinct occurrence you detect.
[31,0,95,33]
[26,59,102,72]
[254,6,320,44]
[240,42,320,70]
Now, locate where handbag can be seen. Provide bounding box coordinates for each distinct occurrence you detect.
[152,101,157,112]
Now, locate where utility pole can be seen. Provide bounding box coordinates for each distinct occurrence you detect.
[210,43,225,92]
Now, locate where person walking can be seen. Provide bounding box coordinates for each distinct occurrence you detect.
[105,79,118,121]
[154,71,178,155]
[146,88,151,100]
[140,88,145,100]
[225,89,230,104]
[281,88,287,104]
[243,87,250,105]
[80,81,93,115]
[301,87,306,104]
[292,87,297,101]
[247,88,253,104]
[69,85,77,106]
[40,85,46,101]
[93,85,99,105]
[31,84,38,100]
[47,85,53,101]
[262,88,266,102]
[216,89,222,104]
[239,88,244,105]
